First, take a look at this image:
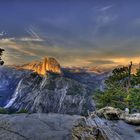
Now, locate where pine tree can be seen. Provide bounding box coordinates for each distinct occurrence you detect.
[105,62,133,93]
[0,48,4,65]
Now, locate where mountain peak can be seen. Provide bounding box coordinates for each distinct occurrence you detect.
[15,57,62,75]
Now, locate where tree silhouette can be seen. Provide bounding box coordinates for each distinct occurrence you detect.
[0,48,4,65]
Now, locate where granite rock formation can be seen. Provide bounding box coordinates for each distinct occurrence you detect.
[5,73,95,115]
[0,66,30,107]
[16,57,62,75]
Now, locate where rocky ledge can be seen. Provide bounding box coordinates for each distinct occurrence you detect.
[0,113,123,140]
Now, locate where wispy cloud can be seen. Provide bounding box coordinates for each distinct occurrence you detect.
[6,45,37,56]
[92,14,117,36]
[25,25,44,41]
[0,37,44,43]
[88,59,117,65]
[97,15,117,24]
[19,37,44,42]
[99,5,113,12]
[0,38,37,57]
[0,38,15,43]
[0,26,44,43]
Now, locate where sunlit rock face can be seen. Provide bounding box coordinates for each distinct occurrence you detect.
[18,57,62,75]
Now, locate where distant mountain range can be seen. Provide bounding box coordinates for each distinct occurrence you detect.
[0,56,104,115]
[1,56,139,115]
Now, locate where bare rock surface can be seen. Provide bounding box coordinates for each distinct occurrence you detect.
[0,113,122,140]
[105,120,140,140]
[0,113,80,140]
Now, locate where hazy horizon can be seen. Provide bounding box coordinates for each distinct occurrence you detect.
[1,0,140,67]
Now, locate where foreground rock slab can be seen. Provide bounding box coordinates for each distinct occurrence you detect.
[105,120,140,140]
[0,113,122,140]
[0,113,81,140]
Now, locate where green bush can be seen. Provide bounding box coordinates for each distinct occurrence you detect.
[0,108,28,114]
[0,108,8,114]
[17,109,28,113]
[126,88,140,111]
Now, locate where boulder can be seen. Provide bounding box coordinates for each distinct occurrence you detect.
[96,107,124,120]
[96,107,140,125]
[124,113,140,125]
[72,116,122,140]
[135,127,140,133]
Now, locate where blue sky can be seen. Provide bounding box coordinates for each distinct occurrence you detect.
[1,0,140,67]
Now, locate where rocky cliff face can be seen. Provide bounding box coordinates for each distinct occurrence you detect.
[0,66,30,107]
[16,57,62,75]
[5,73,95,115]
[63,68,109,91]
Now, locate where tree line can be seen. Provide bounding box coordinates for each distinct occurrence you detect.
[94,62,140,113]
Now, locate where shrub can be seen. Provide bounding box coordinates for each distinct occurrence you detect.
[0,108,8,114]
[17,109,28,113]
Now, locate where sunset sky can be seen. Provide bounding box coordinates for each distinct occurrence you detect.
[1,0,140,67]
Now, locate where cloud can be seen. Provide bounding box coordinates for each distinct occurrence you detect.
[0,31,6,37]
[92,14,117,36]
[99,5,113,12]
[19,37,44,42]
[0,38,37,57]
[88,59,117,65]
[0,38,15,43]
[25,25,44,41]
[97,15,117,24]
[2,35,139,67]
